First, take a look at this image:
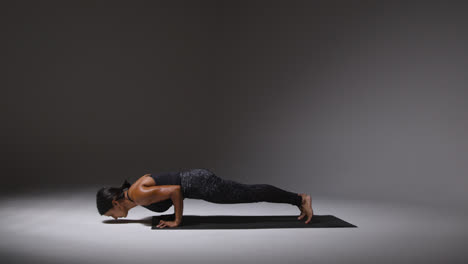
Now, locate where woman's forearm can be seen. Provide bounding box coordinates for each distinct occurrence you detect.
[171,186,184,224]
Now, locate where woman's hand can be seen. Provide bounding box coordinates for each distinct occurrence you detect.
[156,220,180,228]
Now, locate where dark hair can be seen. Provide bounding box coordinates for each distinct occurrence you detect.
[96,179,131,215]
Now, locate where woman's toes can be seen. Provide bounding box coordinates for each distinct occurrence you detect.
[298,211,306,220]
[298,204,305,220]
[303,194,313,223]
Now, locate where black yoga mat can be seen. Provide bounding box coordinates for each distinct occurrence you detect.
[151,214,357,229]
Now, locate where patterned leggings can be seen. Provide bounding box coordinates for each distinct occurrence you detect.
[180,168,303,207]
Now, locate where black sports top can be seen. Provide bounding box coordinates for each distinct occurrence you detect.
[127,171,182,213]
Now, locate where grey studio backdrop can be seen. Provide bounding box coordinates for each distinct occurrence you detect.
[1,0,468,211]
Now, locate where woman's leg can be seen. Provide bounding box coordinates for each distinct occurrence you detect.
[181,168,302,206]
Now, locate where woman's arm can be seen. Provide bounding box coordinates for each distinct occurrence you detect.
[170,186,184,224]
[133,184,184,228]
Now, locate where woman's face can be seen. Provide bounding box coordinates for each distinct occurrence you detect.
[103,201,128,220]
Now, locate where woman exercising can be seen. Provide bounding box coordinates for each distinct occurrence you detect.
[96,168,313,228]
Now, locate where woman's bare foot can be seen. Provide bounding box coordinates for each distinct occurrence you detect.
[297,193,313,224]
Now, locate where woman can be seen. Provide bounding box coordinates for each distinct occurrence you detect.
[96,168,313,228]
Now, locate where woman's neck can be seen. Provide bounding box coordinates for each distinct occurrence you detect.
[124,189,138,208]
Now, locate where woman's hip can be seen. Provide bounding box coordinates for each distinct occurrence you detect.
[180,168,218,198]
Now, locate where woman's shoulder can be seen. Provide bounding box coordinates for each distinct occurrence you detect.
[128,174,156,203]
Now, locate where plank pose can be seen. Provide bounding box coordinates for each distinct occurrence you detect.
[96,168,313,228]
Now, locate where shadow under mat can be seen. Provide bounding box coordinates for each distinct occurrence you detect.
[151,214,357,229]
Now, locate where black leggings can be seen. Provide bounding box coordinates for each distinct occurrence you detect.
[180,168,303,207]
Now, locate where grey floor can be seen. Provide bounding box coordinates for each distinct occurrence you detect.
[0,188,466,264]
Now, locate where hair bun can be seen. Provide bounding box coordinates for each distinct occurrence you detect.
[120,179,131,189]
